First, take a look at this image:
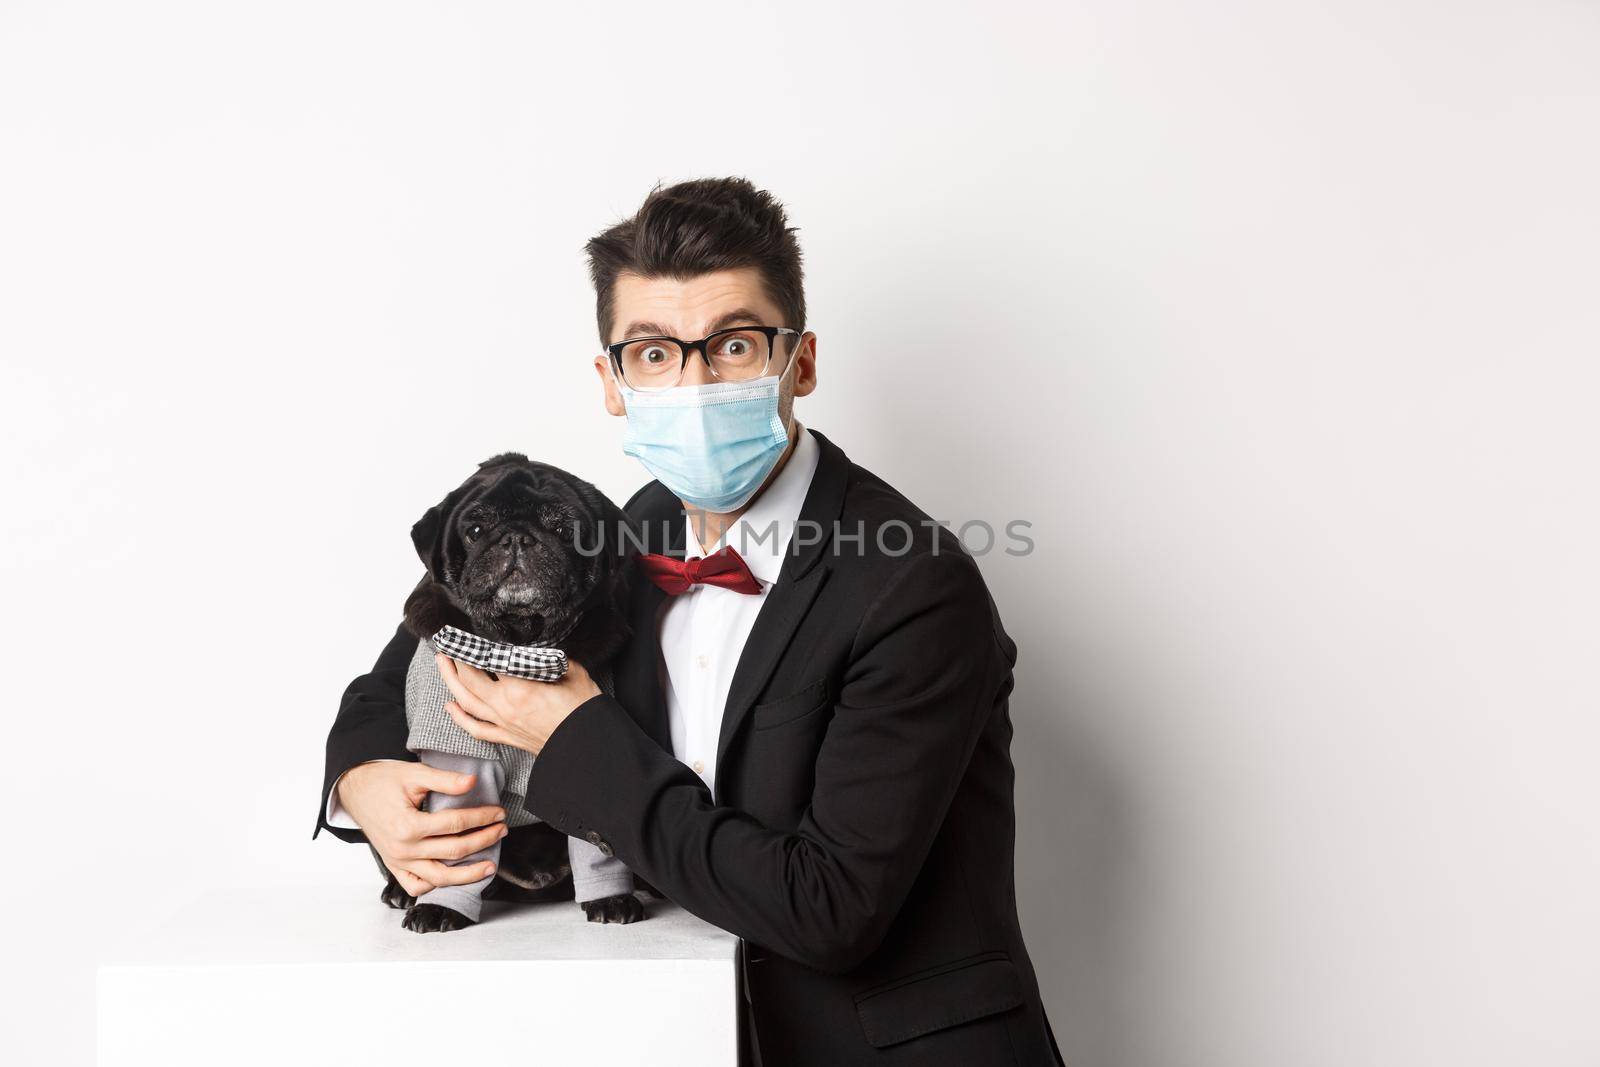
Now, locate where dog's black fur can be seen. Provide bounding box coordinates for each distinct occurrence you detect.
[375,451,645,932]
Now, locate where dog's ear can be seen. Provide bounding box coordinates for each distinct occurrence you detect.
[558,482,636,667]
[566,474,634,562]
[567,480,633,599]
[410,481,474,582]
[405,485,474,639]
[410,503,448,581]
[478,451,529,472]
[568,474,636,628]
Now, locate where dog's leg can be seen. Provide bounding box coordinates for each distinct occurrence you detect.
[401,750,504,933]
[568,832,648,923]
[371,845,415,910]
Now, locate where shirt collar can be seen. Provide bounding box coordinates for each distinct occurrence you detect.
[683,423,821,588]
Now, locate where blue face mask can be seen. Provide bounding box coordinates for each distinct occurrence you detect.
[619,356,796,513]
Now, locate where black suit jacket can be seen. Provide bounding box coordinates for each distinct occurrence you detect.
[317,430,1064,1066]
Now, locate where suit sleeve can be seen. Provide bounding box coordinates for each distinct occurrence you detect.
[313,618,421,842]
[525,549,1009,974]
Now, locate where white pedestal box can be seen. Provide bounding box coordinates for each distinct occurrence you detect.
[97,887,740,1067]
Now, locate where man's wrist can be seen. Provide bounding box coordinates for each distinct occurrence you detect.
[325,758,404,829]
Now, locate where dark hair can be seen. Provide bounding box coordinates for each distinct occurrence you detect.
[585,177,806,344]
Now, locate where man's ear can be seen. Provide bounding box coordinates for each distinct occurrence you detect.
[595,355,626,416]
[791,331,818,399]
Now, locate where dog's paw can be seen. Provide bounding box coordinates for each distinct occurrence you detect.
[402,904,477,934]
[379,879,415,911]
[581,893,646,924]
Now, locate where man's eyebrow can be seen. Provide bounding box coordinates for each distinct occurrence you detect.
[704,308,767,333]
[618,308,769,341]
[619,320,670,340]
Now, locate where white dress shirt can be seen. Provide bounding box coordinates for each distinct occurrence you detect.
[658,424,820,802]
[324,424,820,827]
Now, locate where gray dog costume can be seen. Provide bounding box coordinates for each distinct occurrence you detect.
[404,636,633,920]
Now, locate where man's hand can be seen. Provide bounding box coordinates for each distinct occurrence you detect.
[335,760,508,897]
[437,653,602,756]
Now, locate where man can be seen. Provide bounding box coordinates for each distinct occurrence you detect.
[316,177,1065,1065]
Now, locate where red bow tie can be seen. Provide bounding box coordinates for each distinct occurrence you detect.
[637,545,764,595]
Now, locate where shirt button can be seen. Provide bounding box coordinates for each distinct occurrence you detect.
[692,759,705,774]
[696,654,710,669]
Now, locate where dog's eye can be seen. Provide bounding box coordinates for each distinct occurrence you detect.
[465,524,484,542]
[539,506,573,535]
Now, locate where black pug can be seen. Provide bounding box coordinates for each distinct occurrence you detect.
[374,451,645,932]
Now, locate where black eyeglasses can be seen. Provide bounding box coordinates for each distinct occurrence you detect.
[605,325,801,391]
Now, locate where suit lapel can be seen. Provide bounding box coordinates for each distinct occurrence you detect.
[612,507,684,750]
[714,564,829,773]
[714,430,852,780]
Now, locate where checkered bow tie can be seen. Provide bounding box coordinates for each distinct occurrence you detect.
[430,624,569,682]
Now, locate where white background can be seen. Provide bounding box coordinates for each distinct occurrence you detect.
[3,2,1597,1064]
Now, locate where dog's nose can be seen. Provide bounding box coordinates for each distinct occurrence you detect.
[498,530,531,549]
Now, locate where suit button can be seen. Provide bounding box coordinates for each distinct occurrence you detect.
[584,829,614,857]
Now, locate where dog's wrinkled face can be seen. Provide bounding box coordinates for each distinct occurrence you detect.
[407,453,629,647]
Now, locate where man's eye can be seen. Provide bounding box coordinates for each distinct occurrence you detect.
[642,345,669,365]
[714,334,758,361]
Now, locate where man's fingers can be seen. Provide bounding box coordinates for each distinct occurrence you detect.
[406,858,496,887]
[435,653,474,701]
[436,654,499,721]
[404,762,478,797]
[446,700,490,737]
[407,804,506,842]
[415,820,510,861]
[447,701,518,746]
[415,803,509,839]
[388,864,434,897]
[438,653,493,698]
